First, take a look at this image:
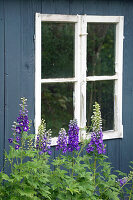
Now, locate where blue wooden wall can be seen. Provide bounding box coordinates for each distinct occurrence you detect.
[0,0,133,174]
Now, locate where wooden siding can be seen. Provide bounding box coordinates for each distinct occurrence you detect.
[0,0,133,173]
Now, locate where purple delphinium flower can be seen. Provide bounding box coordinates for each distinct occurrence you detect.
[8,138,13,143]
[86,129,106,155]
[56,128,67,153]
[36,120,52,154]
[23,126,29,132]
[118,177,128,187]
[36,133,51,154]
[15,126,21,134]
[10,98,30,150]
[48,151,52,155]
[16,136,20,143]
[39,151,44,155]
[11,99,29,137]
[15,144,20,150]
[68,119,80,152]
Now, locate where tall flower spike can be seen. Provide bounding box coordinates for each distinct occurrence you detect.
[91,102,102,132]
[9,97,31,148]
[68,119,80,152]
[86,102,106,155]
[36,119,52,155]
[56,128,67,153]
[86,129,106,154]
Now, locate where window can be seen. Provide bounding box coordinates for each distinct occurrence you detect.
[35,14,124,145]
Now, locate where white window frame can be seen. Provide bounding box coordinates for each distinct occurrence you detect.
[35,13,124,146]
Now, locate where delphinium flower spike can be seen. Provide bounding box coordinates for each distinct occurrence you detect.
[68,119,80,152]
[9,97,31,150]
[86,102,106,155]
[56,128,67,153]
[36,119,52,155]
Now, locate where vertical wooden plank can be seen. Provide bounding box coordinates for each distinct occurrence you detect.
[0,0,5,170]
[55,0,69,14]
[42,0,55,14]
[120,1,133,173]
[69,0,84,15]
[4,0,21,153]
[107,139,120,170]
[35,13,41,138]
[21,0,41,134]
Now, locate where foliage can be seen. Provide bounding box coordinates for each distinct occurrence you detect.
[0,98,51,200]
[0,98,133,199]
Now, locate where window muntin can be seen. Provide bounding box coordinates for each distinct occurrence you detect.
[35,14,124,145]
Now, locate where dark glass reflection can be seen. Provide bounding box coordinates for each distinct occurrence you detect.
[41,22,75,78]
[86,80,114,131]
[87,23,115,76]
[41,83,73,137]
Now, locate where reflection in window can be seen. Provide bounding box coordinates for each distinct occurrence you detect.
[87,23,115,76]
[86,80,114,131]
[41,83,73,137]
[41,22,75,79]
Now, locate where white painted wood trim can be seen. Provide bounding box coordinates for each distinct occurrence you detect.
[85,130,123,140]
[41,14,78,22]
[74,15,81,127]
[35,13,124,144]
[114,16,124,138]
[35,13,41,137]
[86,15,121,23]
[80,15,87,140]
[86,75,118,82]
[50,130,122,146]
[41,78,77,83]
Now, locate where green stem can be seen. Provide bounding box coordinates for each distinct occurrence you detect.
[72,152,74,177]
[94,158,97,185]
[129,182,133,200]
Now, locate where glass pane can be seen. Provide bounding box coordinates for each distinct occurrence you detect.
[87,23,115,76]
[86,80,114,131]
[41,22,75,78]
[41,83,73,137]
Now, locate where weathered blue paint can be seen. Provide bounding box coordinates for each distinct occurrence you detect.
[0,0,133,174]
[0,0,5,170]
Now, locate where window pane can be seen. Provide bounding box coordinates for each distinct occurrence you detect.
[41,83,73,137]
[86,80,114,131]
[41,22,75,78]
[87,23,115,76]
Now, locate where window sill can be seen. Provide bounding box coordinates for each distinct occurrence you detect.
[50,126,123,147]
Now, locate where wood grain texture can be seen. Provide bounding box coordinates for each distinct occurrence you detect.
[69,0,84,15]
[4,0,21,153]
[20,0,41,135]
[0,0,5,170]
[55,0,69,14]
[41,0,55,14]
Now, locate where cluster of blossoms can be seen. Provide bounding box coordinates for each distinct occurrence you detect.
[36,119,52,155]
[56,128,67,153]
[68,119,80,152]
[56,119,80,153]
[118,177,128,187]
[86,102,106,155]
[8,97,30,150]
[86,129,106,154]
